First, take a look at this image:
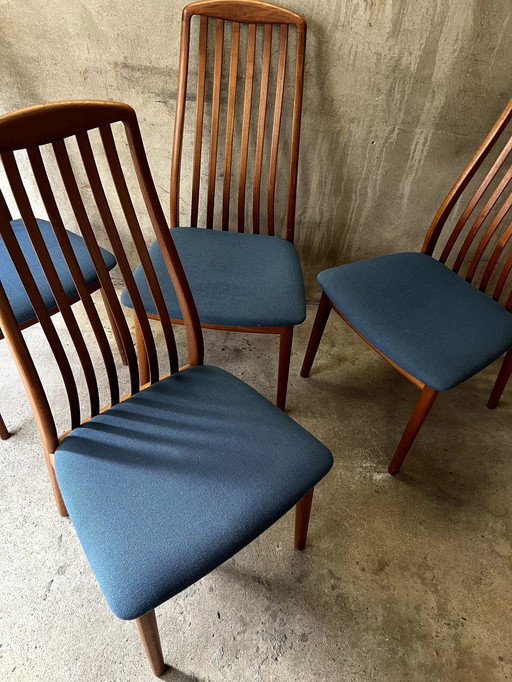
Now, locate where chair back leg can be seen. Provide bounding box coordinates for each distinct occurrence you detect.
[277,326,294,411]
[0,413,9,440]
[388,386,439,475]
[300,292,331,378]
[135,610,166,677]
[487,347,512,409]
[294,487,315,550]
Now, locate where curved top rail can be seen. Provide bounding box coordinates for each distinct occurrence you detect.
[0,100,136,153]
[183,0,305,27]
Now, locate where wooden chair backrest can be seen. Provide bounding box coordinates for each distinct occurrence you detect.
[0,100,203,457]
[423,98,512,308]
[170,0,306,240]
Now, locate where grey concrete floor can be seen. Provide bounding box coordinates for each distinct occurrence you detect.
[1,304,511,681]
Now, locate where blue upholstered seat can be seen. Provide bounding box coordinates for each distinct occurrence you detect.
[318,252,512,391]
[121,227,306,327]
[1,218,116,326]
[54,365,333,621]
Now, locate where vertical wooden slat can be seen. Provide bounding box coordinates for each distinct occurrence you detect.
[267,24,288,237]
[123,118,204,367]
[99,125,179,374]
[452,165,512,273]
[493,250,512,302]
[170,14,192,228]
[237,23,256,232]
[222,21,240,229]
[506,278,512,310]
[1,151,82,429]
[479,219,512,292]
[422,101,512,256]
[0,189,12,221]
[440,136,512,263]
[27,147,120,409]
[25,147,101,417]
[252,23,272,235]
[286,24,306,242]
[52,138,140,397]
[206,19,224,229]
[190,16,209,227]
[76,131,160,386]
[465,191,512,284]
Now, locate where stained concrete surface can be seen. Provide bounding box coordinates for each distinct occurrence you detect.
[1,305,511,681]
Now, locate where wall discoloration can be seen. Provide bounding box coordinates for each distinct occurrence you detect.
[1,0,510,297]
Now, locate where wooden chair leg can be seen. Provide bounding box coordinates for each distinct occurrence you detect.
[388,386,439,475]
[100,289,128,366]
[0,413,10,440]
[277,326,294,412]
[294,488,314,551]
[300,292,331,378]
[488,348,512,409]
[134,312,150,386]
[135,610,166,677]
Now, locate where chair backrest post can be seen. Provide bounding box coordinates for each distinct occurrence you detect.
[0,280,58,455]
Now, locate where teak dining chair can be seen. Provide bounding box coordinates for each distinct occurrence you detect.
[122,0,307,411]
[302,98,512,475]
[0,191,120,440]
[0,100,332,676]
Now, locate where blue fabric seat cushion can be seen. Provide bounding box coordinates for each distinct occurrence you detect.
[318,252,512,391]
[54,365,332,621]
[121,227,306,327]
[1,218,116,326]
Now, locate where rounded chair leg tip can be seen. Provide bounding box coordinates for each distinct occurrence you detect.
[152,662,167,677]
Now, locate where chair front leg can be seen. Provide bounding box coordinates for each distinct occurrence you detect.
[300,292,331,378]
[294,487,315,550]
[388,386,439,475]
[135,610,166,677]
[488,348,512,409]
[0,413,9,440]
[277,326,294,411]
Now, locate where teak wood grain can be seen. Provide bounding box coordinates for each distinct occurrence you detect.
[0,99,204,486]
[0,96,319,675]
[423,98,512,304]
[166,0,307,411]
[170,0,306,237]
[0,99,206,675]
[303,97,512,474]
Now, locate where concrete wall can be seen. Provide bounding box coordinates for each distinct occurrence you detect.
[1,0,511,298]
